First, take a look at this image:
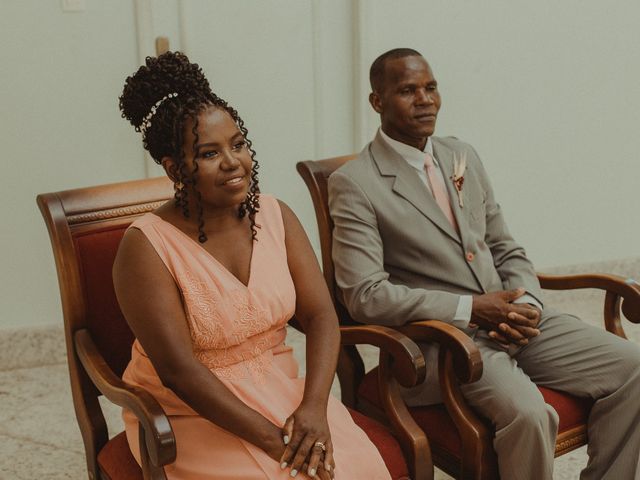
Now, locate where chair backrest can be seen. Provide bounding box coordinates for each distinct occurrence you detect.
[37,176,174,469]
[296,155,356,320]
[296,155,366,405]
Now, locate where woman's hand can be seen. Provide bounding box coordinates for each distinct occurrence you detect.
[279,403,335,478]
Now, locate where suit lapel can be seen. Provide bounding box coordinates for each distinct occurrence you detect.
[370,133,461,244]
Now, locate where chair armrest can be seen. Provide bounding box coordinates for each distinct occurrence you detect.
[339,325,426,388]
[74,329,176,467]
[396,320,483,384]
[538,273,640,323]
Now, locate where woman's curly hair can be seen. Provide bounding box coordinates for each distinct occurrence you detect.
[118,51,260,242]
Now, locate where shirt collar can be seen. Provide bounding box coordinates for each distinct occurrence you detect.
[378,128,438,171]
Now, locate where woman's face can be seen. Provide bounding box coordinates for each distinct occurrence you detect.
[181,105,253,210]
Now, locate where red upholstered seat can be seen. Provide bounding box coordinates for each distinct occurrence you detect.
[97,431,140,480]
[97,408,409,480]
[359,367,593,458]
[348,408,410,480]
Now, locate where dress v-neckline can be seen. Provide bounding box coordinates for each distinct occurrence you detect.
[149,213,256,289]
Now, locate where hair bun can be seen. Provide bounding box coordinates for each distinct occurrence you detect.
[119,51,212,130]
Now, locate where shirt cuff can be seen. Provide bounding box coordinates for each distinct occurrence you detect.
[512,293,543,311]
[452,295,473,329]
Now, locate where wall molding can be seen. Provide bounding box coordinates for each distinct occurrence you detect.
[352,0,375,150]
[310,0,325,159]
[133,0,160,177]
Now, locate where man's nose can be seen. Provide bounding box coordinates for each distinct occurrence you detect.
[415,88,433,105]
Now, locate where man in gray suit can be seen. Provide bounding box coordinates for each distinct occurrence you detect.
[328,48,640,480]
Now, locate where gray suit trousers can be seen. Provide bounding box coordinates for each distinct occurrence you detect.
[454,311,640,480]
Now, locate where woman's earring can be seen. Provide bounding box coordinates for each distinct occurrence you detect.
[174,180,184,193]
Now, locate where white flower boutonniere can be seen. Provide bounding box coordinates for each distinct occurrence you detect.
[451,153,466,208]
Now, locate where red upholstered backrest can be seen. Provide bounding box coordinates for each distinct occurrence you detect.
[74,224,134,376]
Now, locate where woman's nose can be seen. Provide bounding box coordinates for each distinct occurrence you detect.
[220,151,241,169]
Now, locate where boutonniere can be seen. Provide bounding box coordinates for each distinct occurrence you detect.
[450,153,466,208]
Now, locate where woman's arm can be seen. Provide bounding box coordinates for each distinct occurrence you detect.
[278,200,340,478]
[113,228,285,461]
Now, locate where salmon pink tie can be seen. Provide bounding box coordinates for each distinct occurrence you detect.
[424,152,459,232]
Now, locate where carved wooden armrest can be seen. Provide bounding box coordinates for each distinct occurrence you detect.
[396,320,483,384]
[538,273,640,337]
[74,329,176,468]
[340,325,426,388]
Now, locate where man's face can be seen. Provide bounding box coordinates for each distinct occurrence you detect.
[370,55,441,150]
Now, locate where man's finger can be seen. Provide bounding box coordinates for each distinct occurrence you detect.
[510,324,540,338]
[507,310,539,327]
[488,329,511,347]
[502,287,526,302]
[498,323,529,345]
[511,305,540,320]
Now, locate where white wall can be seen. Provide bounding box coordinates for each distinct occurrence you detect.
[1,0,638,330]
[0,1,145,328]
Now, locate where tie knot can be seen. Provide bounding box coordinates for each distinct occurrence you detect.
[424,152,435,169]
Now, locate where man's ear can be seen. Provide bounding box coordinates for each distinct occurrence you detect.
[161,157,179,183]
[369,92,383,114]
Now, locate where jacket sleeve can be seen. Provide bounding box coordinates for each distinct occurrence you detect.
[328,170,463,327]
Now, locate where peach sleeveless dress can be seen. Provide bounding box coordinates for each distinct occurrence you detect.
[121,194,391,479]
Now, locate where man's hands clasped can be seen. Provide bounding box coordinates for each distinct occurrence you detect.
[279,403,335,479]
[471,288,541,347]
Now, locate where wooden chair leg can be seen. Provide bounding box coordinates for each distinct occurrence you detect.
[69,357,108,480]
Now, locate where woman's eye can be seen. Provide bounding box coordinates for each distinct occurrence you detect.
[201,150,218,159]
[233,140,246,150]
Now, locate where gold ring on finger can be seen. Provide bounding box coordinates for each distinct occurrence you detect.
[313,441,326,452]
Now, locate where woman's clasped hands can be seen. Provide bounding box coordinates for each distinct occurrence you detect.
[279,403,336,479]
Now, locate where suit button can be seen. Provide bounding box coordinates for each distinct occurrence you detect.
[466,252,475,262]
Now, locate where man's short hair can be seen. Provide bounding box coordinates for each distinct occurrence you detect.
[369,48,423,92]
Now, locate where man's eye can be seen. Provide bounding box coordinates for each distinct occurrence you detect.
[202,150,218,159]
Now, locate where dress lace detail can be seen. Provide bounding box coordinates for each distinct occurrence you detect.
[179,270,279,383]
[181,270,226,348]
[230,290,272,343]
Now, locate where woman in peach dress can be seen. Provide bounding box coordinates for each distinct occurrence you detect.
[114,52,392,480]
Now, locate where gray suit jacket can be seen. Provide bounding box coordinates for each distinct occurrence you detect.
[328,132,542,404]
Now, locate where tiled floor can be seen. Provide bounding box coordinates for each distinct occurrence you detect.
[1,258,638,479]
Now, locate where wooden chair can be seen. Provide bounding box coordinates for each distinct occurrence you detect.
[37,176,434,480]
[296,155,640,480]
